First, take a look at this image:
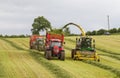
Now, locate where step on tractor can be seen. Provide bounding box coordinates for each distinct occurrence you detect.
[62,23,100,61]
[45,32,65,60]
[30,35,45,51]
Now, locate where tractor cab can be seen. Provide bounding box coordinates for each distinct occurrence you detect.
[45,33,65,60]
[49,39,63,56]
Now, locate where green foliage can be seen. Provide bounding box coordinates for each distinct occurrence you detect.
[1,35,27,38]
[0,34,3,37]
[97,29,107,35]
[86,31,92,35]
[118,28,120,32]
[86,30,97,35]
[49,27,71,36]
[63,27,71,36]
[31,29,39,35]
[87,27,120,35]
[32,16,52,35]
[109,28,117,33]
[91,30,97,35]
[50,28,63,34]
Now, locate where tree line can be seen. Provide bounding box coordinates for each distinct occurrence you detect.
[0,34,30,38]
[86,28,120,35]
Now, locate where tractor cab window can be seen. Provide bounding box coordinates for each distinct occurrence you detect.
[51,41,61,47]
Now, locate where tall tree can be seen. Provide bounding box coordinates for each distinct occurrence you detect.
[32,16,52,35]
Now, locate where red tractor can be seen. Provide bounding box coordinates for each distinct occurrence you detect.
[45,32,65,60]
[30,35,44,51]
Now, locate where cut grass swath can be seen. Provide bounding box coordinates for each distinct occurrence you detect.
[0,62,5,78]
[64,39,120,78]
[65,46,120,78]
[0,38,25,50]
[29,50,74,78]
[83,60,120,78]
[7,38,117,78]
[100,54,120,61]
[96,48,120,55]
[1,38,73,78]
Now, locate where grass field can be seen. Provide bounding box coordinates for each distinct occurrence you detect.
[0,35,120,78]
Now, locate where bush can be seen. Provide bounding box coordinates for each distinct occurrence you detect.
[97,29,107,35]
[109,28,117,33]
[117,28,120,32]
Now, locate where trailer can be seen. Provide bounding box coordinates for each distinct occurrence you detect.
[30,35,44,51]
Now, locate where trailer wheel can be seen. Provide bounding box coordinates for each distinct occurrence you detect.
[46,51,51,60]
[60,51,65,61]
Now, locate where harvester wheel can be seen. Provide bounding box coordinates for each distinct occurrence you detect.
[46,51,52,60]
[60,52,65,61]
[71,49,76,59]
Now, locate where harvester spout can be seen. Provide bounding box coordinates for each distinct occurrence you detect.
[62,22,86,36]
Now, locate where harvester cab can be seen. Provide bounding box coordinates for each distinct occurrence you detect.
[76,37,95,51]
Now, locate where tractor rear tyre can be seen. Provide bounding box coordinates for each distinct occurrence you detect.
[45,51,52,60]
[60,52,65,61]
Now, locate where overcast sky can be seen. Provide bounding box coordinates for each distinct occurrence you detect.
[0,0,120,35]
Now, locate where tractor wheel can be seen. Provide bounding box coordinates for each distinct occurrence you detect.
[60,52,65,61]
[30,45,33,49]
[45,51,52,60]
[71,49,76,59]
